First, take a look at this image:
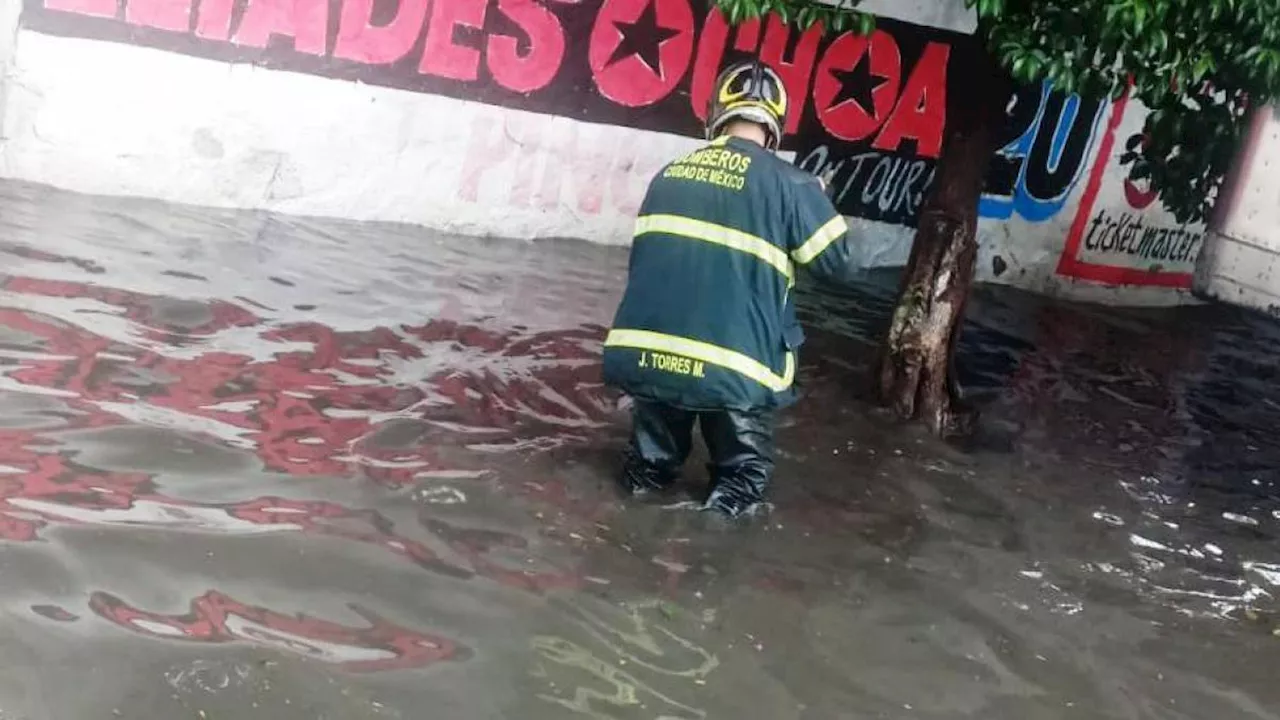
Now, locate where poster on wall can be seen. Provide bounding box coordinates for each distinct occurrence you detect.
[22,0,963,232]
[1055,94,1206,288]
[23,0,1112,236]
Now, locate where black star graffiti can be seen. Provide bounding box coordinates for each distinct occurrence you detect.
[606,0,683,75]
[827,51,889,117]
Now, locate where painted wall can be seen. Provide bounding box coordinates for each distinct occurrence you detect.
[1195,106,1280,314]
[0,0,1205,305]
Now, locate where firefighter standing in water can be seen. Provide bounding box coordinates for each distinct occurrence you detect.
[601,59,857,519]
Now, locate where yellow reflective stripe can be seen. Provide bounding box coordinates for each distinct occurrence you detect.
[792,215,849,264]
[605,329,795,392]
[634,214,794,283]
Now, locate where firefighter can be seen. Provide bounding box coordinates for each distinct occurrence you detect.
[601,58,858,519]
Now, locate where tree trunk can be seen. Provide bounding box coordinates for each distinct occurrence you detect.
[876,45,1012,438]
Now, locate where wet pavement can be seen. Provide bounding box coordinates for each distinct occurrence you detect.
[0,178,1277,719]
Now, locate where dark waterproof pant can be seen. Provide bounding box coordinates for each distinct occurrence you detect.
[621,399,776,518]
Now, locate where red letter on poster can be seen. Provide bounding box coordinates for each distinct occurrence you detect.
[757,14,822,134]
[44,0,116,18]
[195,0,234,40]
[690,13,762,121]
[874,41,950,158]
[125,0,192,31]
[488,0,565,93]
[335,0,430,64]
[420,0,488,81]
[589,0,696,108]
[458,113,516,203]
[689,9,730,122]
[234,0,330,56]
[813,30,902,142]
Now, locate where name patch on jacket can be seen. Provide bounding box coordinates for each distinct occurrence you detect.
[639,351,707,378]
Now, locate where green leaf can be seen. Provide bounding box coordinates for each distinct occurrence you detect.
[1012,55,1028,81]
[1153,30,1168,54]
[1194,54,1216,81]
[858,12,875,35]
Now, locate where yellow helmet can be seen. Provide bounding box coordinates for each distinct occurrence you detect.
[706,59,788,150]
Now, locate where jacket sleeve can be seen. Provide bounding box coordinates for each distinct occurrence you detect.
[786,174,855,284]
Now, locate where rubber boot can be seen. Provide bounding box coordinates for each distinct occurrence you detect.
[620,400,695,495]
[698,409,776,518]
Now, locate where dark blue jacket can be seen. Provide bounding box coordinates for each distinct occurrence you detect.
[602,136,855,412]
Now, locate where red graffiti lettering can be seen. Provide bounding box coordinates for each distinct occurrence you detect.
[589,0,696,107]
[758,16,823,135]
[610,145,668,216]
[43,0,116,18]
[488,0,567,93]
[233,0,329,56]
[124,0,192,32]
[458,114,516,203]
[194,0,233,40]
[334,0,430,65]
[454,106,692,218]
[813,30,902,143]
[538,122,607,214]
[689,11,763,122]
[874,41,949,158]
[420,0,489,81]
[510,119,542,207]
[689,9,731,121]
[734,16,762,49]
[454,106,695,218]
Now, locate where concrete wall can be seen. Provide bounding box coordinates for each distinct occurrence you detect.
[0,0,1206,306]
[1195,106,1280,314]
[849,0,974,33]
[0,0,21,117]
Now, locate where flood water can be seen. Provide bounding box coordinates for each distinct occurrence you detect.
[0,179,1277,719]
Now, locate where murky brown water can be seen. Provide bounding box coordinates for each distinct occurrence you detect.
[0,179,1277,719]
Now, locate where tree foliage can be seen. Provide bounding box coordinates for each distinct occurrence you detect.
[716,0,1280,224]
[714,0,875,33]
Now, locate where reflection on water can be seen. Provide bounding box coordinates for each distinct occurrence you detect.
[89,589,463,672]
[0,180,1277,717]
[531,597,719,719]
[965,294,1280,622]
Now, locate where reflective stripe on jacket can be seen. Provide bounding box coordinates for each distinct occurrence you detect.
[602,136,853,411]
